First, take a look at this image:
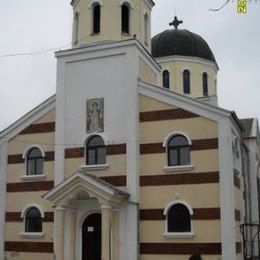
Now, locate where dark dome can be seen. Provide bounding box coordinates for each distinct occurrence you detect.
[152,29,216,62]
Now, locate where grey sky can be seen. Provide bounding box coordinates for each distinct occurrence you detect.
[0,0,259,131]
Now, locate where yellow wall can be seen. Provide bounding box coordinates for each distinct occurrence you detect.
[5,252,53,260]
[72,0,152,51]
[158,59,217,99]
[139,58,158,85]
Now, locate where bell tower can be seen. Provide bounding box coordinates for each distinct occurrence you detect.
[71,0,155,51]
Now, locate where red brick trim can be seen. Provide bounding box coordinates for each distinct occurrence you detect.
[19,122,55,135]
[140,109,199,122]
[65,144,126,159]
[235,209,241,222]
[5,241,53,253]
[236,242,242,254]
[140,172,219,186]
[139,208,221,220]
[100,176,126,187]
[234,174,241,189]
[5,212,54,222]
[140,138,218,154]
[140,243,222,255]
[8,151,54,164]
[6,181,54,192]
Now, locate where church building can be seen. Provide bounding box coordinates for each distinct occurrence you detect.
[0,0,259,259]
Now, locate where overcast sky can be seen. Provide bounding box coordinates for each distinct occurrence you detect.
[0,0,259,131]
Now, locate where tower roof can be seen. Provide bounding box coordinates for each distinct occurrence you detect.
[152,28,216,62]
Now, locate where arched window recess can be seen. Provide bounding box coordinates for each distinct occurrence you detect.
[22,146,45,178]
[82,135,108,170]
[163,132,193,171]
[163,200,194,238]
[92,2,101,34]
[203,72,208,96]
[121,3,131,35]
[162,70,170,89]
[183,69,190,94]
[21,204,44,236]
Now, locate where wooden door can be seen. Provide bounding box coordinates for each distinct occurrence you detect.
[82,213,102,260]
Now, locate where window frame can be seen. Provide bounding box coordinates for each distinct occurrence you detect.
[203,72,208,96]
[121,3,131,35]
[92,2,101,34]
[24,146,44,176]
[162,70,170,89]
[86,135,107,166]
[183,69,190,94]
[20,205,44,237]
[163,200,194,238]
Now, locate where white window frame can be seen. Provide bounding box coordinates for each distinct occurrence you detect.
[163,200,194,239]
[20,204,44,238]
[163,132,193,172]
[21,145,45,180]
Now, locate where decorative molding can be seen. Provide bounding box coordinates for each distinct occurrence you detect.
[65,144,126,158]
[5,241,53,253]
[21,204,45,218]
[6,212,54,222]
[140,108,199,122]
[140,172,219,186]
[22,145,45,159]
[8,151,54,164]
[140,243,222,254]
[19,122,55,135]
[163,200,194,216]
[20,232,44,238]
[163,132,192,147]
[163,232,194,239]
[140,138,218,154]
[163,165,194,172]
[6,181,54,192]
[20,174,46,181]
[81,164,108,171]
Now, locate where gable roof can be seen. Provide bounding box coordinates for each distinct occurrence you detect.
[240,118,254,138]
[0,95,56,142]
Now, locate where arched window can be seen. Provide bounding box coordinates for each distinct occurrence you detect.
[25,207,42,233]
[162,70,170,89]
[183,70,190,94]
[26,147,44,176]
[121,3,130,34]
[92,3,101,34]
[86,136,106,165]
[167,135,190,166]
[203,72,208,96]
[144,13,149,44]
[74,12,79,44]
[166,203,191,233]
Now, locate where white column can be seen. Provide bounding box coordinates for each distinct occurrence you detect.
[54,206,65,260]
[101,204,112,260]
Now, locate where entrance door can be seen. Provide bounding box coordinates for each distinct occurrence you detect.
[82,213,102,260]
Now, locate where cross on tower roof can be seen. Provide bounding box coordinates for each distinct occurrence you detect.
[169,16,183,29]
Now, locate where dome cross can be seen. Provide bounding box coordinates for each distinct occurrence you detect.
[169,16,183,29]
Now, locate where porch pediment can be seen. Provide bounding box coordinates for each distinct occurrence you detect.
[43,171,129,206]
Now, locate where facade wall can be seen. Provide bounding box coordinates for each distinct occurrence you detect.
[157,58,217,99]
[72,0,152,51]
[139,95,222,259]
[4,110,55,258]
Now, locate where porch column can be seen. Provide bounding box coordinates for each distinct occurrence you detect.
[54,206,65,260]
[69,209,77,260]
[101,204,112,260]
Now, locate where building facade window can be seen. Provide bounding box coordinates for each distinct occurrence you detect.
[167,203,191,233]
[86,135,106,165]
[144,13,149,44]
[162,70,170,89]
[74,12,79,44]
[26,147,44,176]
[203,72,208,96]
[25,207,42,233]
[167,135,190,166]
[92,3,101,34]
[121,3,130,34]
[183,69,190,94]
